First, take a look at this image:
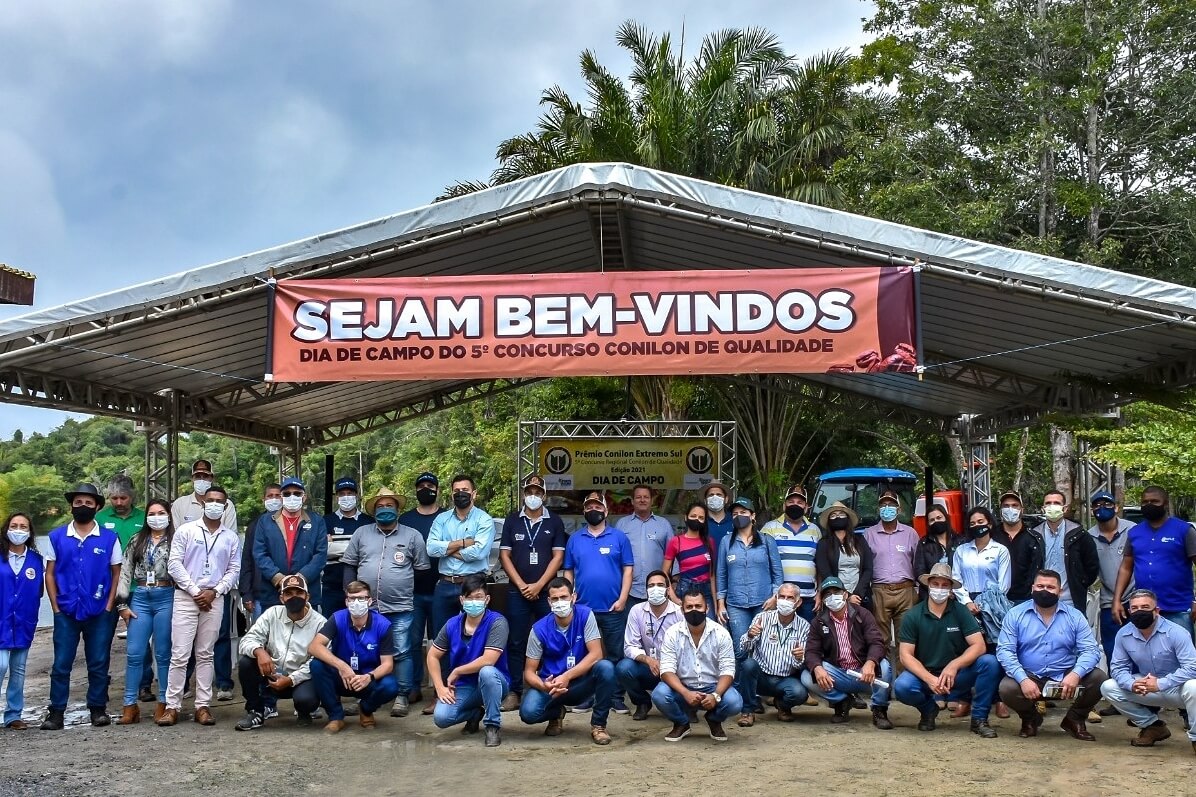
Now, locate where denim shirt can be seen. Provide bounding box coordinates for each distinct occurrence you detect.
[716,532,783,608]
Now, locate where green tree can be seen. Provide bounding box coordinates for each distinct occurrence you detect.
[0,463,68,528]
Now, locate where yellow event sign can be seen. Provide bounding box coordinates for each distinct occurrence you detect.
[538,438,719,491]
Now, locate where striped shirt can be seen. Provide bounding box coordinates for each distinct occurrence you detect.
[761,519,821,597]
[831,611,862,670]
[740,609,810,677]
[665,534,714,583]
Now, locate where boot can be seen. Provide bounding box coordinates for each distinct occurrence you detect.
[40,709,65,731]
[153,703,167,724]
[871,706,893,730]
[118,705,140,725]
[830,699,851,724]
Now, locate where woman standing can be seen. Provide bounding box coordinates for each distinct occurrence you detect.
[814,502,874,609]
[115,500,175,725]
[951,506,1012,719]
[0,513,43,729]
[914,505,964,600]
[663,502,718,612]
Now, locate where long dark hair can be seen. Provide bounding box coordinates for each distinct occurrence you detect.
[684,501,711,548]
[1,512,34,556]
[732,508,762,548]
[967,506,998,537]
[131,499,174,563]
[827,509,858,555]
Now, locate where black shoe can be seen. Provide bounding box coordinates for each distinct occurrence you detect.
[871,706,893,730]
[851,695,868,710]
[464,710,481,734]
[90,707,110,727]
[632,703,651,721]
[40,710,65,731]
[1098,705,1120,717]
[830,700,851,724]
[138,686,156,703]
[484,726,501,747]
[917,705,939,732]
[295,713,313,727]
[971,719,998,738]
[235,711,264,731]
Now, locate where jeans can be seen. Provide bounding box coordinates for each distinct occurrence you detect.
[1101,677,1196,741]
[796,599,814,623]
[214,595,234,690]
[321,563,346,619]
[724,604,760,701]
[0,648,30,725]
[409,591,434,692]
[431,580,464,640]
[1099,606,1126,668]
[382,611,414,695]
[737,657,808,710]
[651,681,744,724]
[615,658,660,708]
[801,660,892,708]
[594,609,629,701]
[310,658,399,720]
[434,665,509,729]
[123,587,173,705]
[237,655,319,716]
[49,610,116,711]
[1161,611,1194,640]
[505,588,550,695]
[519,659,616,728]
[893,654,999,721]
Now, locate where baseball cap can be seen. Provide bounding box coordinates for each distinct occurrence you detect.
[582,491,607,509]
[818,576,846,594]
[334,477,358,493]
[1090,490,1116,505]
[998,490,1023,505]
[414,472,439,487]
[701,480,728,498]
[784,484,808,501]
[878,489,901,507]
[732,496,755,512]
[279,574,308,593]
[523,474,546,491]
[281,476,305,492]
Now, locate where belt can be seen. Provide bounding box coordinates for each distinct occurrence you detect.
[440,573,484,584]
[876,580,914,588]
[136,578,174,588]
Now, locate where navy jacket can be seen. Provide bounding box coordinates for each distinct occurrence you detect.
[253,511,328,607]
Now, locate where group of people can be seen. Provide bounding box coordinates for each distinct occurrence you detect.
[1,465,1195,755]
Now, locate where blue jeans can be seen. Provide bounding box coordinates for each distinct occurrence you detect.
[1099,606,1126,668]
[310,658,399,720]
[434,665,509,729]
[1161,610,1194,640]
[724,604,760,701]
[0,647,30,725]
[615,658,660,708]
[431,580,463,640]
[651,680,744,724]
[321,563,345,619]
[519,659,616,728]
[594,609,628,701]
[893,654,999,721]
[801,660,891,708]
[124,587,173,705]
[382,611,414,695]
[505,588,550,695]
[409,591,434,693]
[737,656,808,710]
[50,610,117,711]
[796,598,814,623]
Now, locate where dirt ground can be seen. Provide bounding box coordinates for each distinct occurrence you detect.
[0,628,1192,797]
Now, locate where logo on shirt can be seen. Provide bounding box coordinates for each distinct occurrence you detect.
[103,523,115,529]
[25,567,36,580]
[1161,537,1177,544]
[599,547,611,555]
[366,643,376,650]
[946,626,960,633]
[514,534,525,541]
[394,551,406,565]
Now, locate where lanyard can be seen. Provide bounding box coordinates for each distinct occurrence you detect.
[523,514,544,548]
[202,529,222,567]
[644,608,670,648]
[772,617,797,651]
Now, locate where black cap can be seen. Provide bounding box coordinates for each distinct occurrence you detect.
[415,472,438,487]
[334,477,358,493]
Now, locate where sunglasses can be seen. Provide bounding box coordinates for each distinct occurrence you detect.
[281,491,303,497]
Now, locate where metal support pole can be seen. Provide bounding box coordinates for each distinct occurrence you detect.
[142,388,180,502]
[959,415,994,510]
[1076,437,1118,526]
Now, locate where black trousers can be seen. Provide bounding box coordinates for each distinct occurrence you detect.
[238,655,319,716]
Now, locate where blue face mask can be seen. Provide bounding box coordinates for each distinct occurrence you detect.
[879,506,899,523]
[462,599,487,618]
[375,508,398,525]
[1093,506,1117,523]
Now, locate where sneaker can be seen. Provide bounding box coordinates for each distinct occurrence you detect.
[263,706,279,720]
[485,725,502,747]
[871,706,893,730]
[631,703,651,721]
[343,702,359,717]
[500,693,521,712]
[706,717,728,741]
[117,629,127,640]
[664,722,691,742]
[235,711,264,731]
[182,687,195,700]
[611,697,630,714]
[970,719,998,738]
[216,688,234,702]
[567,698,594,713]
[390,695,410,718]
[1098,705,1120,717]
[590,725,611,745]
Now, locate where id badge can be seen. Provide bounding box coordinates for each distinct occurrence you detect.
[146,570,157,587]
[566,655,576,669]
[202,561,212,577]
[350,654,359,672]
[528,550,539,566]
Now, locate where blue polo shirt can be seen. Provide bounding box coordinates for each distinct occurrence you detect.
[1125,517,1196,612]
[563,525,634,612]
[707,513,734,554]
[500,508,567,585]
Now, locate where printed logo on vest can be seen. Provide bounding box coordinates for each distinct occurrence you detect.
[93,547,105,555]
[25,567,36,580]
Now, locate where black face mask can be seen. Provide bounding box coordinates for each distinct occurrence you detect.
[584,510,606,527]
[827,516,851,532]
[1031,590,1059,608]
[684,609,706,627]
[1141,503,1167,522]
[685,518,705,533]
[452,491,472,510]
[784,505,805,521]
[969,525,990,540]
[1129,610,1156,630]
[416,488,438,506]
[284,596,307,614]
[732,515,752,530]
[71,505,98,525]
[928,520,951,537]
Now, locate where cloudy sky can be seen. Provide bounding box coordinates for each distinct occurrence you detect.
[0,0,870,437]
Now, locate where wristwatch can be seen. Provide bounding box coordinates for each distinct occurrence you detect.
[712,691,722,703]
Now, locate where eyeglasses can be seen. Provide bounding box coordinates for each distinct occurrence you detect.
[1092,500,1115,508]
[281,491,303,497]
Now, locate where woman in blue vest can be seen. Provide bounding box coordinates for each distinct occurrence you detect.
[1,512,43,729]
[115,499,175,725]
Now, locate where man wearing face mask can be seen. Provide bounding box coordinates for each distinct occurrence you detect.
[1029,491,1099,614]
[171,459,237,530]
[1100,588,1196,753]
[617,570,683,720]
[399,471,445,713]
[990,491,1040,602]
[996,569,1105,740]
[321,477,373,619]
[519,577,617,744]
[737,582,810,725]
[564,492,635,714]
[41,483,123,730]
[163,485,241,727]
[429,574,511,747]
[500,474,566,712]
[307,580,399,734]
[761,484,821,622]
[254,477,328,613]
[235,574,326,730]
[895,564,999,737]
[427,475,496,644]
[341,487,430,718]
[864,490,919,653]
[701,482,733,553]
[615,484,674,609]
[1087,491,1135,675]
[1113,486,1196,638]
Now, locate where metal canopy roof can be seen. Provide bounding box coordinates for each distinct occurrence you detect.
[2,162,1195,449]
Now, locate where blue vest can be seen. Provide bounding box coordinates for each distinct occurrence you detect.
[49,524,119,621]
[444,609,509,687]
[532,604,592,679]
[331,609,392,673]
[1129,518,1195,611]
[0,549,44,649]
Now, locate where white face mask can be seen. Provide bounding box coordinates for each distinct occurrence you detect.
[1000,506,1021,524]
[146,515,170,531]
[706,495,726,512]
[928,587,951,604]
[824,594,847,612]
[192,479,212,496]
[6,528,30,546]
[524,494,544,512]
[646,586,668,606]
[775,598,796,616]
[203,502,225,520]
[338,495,358,512]
[264,498,283,513]
[550,600,572,618]
[346,598,370,618]
[282,495,304,512]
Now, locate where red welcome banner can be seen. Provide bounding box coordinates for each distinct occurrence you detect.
[266,268,918,382]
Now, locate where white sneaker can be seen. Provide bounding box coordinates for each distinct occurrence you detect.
[216,689,234,702]
[263,707,279,720]
[116,630,128,640]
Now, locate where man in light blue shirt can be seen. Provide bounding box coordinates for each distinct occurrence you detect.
[614,485,673,604]
[996,568,1105,741]
[426,475,495,639]
[1101,588,1196,752]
